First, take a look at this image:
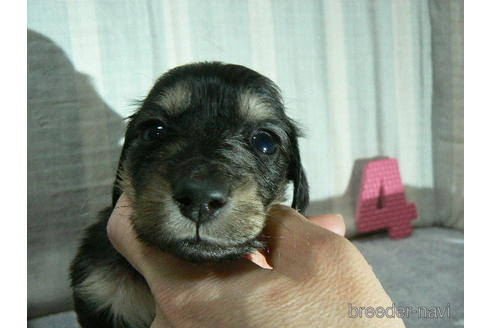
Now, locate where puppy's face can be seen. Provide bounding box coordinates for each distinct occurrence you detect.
[115,63,308,262]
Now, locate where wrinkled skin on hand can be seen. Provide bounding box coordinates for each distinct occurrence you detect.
[107,194,405,328]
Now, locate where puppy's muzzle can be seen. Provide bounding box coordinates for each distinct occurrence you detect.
[173,178,230,223]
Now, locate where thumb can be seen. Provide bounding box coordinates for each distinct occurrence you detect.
[106,193,139,264]
[245,210,345,269]
[261,205,347,275]
[308,213,346,236]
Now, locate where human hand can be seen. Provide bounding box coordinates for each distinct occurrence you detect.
[107,194,405,328]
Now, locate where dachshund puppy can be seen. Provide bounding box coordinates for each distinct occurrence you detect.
[70,62,309,328]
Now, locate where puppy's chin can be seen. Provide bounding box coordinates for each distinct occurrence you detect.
[158,238,265,263]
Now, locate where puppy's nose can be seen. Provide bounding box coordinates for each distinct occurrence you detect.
[173,179,229,223]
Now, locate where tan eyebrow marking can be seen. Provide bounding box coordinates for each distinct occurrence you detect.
[238,90,274,120]
[154,83,191,114]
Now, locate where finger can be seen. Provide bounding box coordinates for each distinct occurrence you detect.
[307,214,346,236]
[106,193,151,274]
[106,193,138,260]
[261,205,346,275]
[244,211,345,268]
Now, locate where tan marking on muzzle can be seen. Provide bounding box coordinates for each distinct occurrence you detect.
[201,180,266,244]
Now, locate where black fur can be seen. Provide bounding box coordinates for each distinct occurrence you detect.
[71,62,309,328]
[70,208,140,328]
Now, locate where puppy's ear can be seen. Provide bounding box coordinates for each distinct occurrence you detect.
[112,138,130,208]
[288,136,309,213]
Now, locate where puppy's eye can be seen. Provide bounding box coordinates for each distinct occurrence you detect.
[250,130,277,154]
[142,125,165,141]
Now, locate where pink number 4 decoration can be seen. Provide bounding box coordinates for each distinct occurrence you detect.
[355,158,418,239]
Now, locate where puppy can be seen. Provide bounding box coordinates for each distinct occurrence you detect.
[70,62,309,328]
